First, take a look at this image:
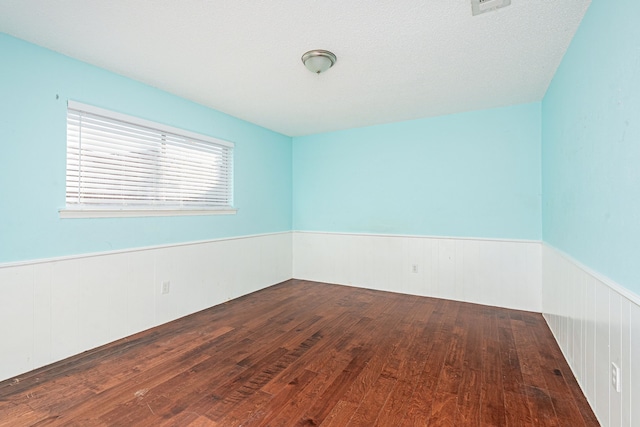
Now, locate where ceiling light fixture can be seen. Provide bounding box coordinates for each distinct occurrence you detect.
[301,50,337,74]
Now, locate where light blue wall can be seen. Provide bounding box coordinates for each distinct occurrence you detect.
[542,0,640,294]
[293,103,542,240]
[0,34,292,263]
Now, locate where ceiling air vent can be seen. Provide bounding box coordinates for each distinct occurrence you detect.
[471,0,511,16]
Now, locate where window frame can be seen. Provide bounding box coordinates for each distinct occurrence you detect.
[60,101,236,219]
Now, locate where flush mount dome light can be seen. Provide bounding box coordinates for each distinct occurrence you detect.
[301,50,337,74]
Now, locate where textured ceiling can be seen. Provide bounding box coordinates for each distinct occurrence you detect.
[0,0,591,136]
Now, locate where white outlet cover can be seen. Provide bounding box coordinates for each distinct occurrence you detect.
[611,362,621,393]
[161,281,170,295]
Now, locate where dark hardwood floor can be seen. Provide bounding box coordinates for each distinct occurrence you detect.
[0,279,598,426]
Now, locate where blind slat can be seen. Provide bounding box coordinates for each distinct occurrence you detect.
[66,103,234,209]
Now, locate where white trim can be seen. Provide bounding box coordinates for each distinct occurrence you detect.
[0,232,292,382]
[67,100,234,148]
[292,230,540,244]
[0,231,291,269]
[543,242,640,307]
[293,232,542,312]
[59,207,237,219]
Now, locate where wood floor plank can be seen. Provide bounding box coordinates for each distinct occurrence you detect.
[317,399,359,427]
[232,369,317,427]
[480,307,507,427]
[335,297,415,408]
[293,345,375,426]
[0,280,598,426]
[373,298,438,426]
[430,305,470,426]
[258,311,362,395]
[257,349,354,427]
[496,310,538,427]
[454,306,483,426]
[400,299,459,426]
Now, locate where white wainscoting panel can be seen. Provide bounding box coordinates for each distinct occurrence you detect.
[0,232,292,383]
[542,244,640,427]
[292,231,541,312]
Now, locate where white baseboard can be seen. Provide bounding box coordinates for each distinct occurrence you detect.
[0,232,292,382]
[293,231,541,312]
[542,244,640,427]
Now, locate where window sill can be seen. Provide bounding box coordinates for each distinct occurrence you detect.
[59,207,237,219]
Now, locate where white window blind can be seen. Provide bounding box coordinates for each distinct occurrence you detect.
[65,101,234,216]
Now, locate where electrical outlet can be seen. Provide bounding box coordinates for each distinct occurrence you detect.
[161,281,170,295]
[611,362,621,393]
[411,264,419,274]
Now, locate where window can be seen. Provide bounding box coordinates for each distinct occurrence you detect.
[61,101,235,218]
